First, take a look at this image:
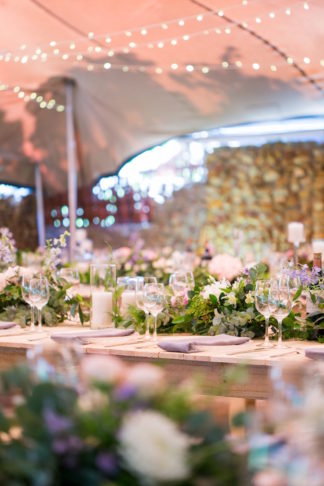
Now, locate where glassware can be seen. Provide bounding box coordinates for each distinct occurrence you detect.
[269,277,292,348]
[29,276,50,331]
[136,276,157,339]
[57,268,80,299]
[90,264,116,329]
[185,271,195,291]
[169,271,188,296]
[255,279,272,347]
[21,275,35,331]
[143,283,165,342]
[119,276,142,317]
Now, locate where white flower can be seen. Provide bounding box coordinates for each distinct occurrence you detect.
[124,262,132,271]
[119,410,190,482]
[81,355,126,384]
[245,292,254,304]
[153,257,166,269]
[208,254,243,281]
[226,292,237,306]
[201,279,229,300]
[77,389,109,412]
[124,364,165,397]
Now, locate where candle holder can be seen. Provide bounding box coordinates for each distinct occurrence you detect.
[293,242,299,266]
[90,263,116,329]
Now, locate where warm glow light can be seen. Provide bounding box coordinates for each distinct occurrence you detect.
[304,57,310,64]
[171,39,178,45]
[141,29,147,35]
[186,64,194,71]
[202,66,209,73]
[178,19,185,26]
[287,57,294,65]
[222,61,229,68]
[104,62,111,69]
[105,37,111,43]
[270,64,277,72]
[171,63,178,70]
[252,63,260,70]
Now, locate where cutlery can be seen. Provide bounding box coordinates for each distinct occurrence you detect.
[226,347,273,356]
[269,350,301,358]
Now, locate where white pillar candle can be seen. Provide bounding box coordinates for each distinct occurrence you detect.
[120,290,137,316]
[91,291,113,329]
[287,222,305,244]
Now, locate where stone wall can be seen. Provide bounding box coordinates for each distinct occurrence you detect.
[141,142,324,254]
[202,142,324,253]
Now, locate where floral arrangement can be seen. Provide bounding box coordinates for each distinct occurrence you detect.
[0,227,16,268]
[0,231,88,326]
[248,361,324,486]
[0,351,247,485]
[126,263,270,339]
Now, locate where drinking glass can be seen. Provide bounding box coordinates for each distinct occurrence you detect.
[21,275,35,331]
[29,276,50,331]
[143,283,165,342]
[255,279,272,347]
[136,276,157,339]
[185,271,195,291]
[57,268,80,299]
[119,276,143,317]
[90,264,116,329]
[169,271,188,296]
[269,277,292,348]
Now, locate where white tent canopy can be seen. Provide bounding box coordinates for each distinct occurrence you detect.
[0,0,323,193]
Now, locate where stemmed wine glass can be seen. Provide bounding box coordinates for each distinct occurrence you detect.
[29,276,50,331]
[169,271,188,296]
[58,268,80,321]
[143,283,165,342]
[255,279,272,347]
[21,275,36,331]
[136,276,157,339]
[57,268,80,299]
[269,277,292,348]
[185,271,195,291]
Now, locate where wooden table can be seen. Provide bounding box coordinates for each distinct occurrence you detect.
[0,326,320,400]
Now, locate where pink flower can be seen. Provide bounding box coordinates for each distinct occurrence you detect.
[142,249,158,261]
[124,364,165,397]
[171,290,188,307]
[113,247,132,262]
[208,254,243,281]
[81,355,126,384]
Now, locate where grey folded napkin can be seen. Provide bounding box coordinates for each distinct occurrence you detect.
[51,328,134,344]
[305,347,324,360]
[0,321,19,330]
[158,334,250,353]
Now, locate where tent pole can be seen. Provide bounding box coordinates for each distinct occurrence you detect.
[65,79,77,261]
[35,163,46,248]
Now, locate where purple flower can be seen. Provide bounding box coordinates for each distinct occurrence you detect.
[113,384,137,401]
[95,452,118,475]
[243,267,250,276]
[52,435,83,454]
[44,409,73,434]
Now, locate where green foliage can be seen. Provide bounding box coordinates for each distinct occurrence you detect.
[0,356,246,485]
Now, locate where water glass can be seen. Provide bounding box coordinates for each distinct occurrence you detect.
[269,277,292,347]
[143,283,165,342]
[118,276,143,317]
[90,264,116,329]
[21,275,36,331]
[136,276,157,339]
[169,271,188,296]
[29,276,50,331]
[57,268,80,299]
[255,279,272,347]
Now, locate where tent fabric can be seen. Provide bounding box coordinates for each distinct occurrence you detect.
[0,0,323,193]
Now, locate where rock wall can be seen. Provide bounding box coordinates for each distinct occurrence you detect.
[142,141,324,254]
[202,142,324,253]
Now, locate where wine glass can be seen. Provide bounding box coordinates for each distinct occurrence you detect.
[169,271,188,296]
[136,276,157,339]
[143,283,165,342]
[185,271,195,291]
[57,268,80,299]
[255,279,272,347]
[29,276,50,331]
[21,275,35,331]
[269,277,292,348]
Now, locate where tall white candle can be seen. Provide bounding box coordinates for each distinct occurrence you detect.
[91,291,113,329]
[287,222,305,244]
[120,290,137,316]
